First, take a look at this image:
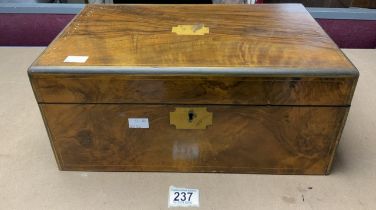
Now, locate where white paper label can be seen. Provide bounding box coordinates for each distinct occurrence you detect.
[128,118,149,128]
[168,186,199,208]
[64,56,89,63]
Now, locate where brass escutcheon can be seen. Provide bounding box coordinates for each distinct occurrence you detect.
[170,107,213,129]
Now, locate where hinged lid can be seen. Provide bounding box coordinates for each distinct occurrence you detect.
[30,4,357,76]
[29,4,358,106]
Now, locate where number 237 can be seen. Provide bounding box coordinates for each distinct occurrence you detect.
[173,192,193,202]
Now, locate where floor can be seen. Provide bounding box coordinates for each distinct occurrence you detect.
[0,47,375,210]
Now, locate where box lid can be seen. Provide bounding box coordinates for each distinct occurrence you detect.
[29,4,357,76]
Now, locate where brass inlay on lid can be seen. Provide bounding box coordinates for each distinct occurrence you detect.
[172,24,209,35]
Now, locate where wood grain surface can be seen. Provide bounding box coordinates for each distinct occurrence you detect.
[30,74,356,105]
[28,4,358,174]
[40,104,348,174]
[31,4,355,71]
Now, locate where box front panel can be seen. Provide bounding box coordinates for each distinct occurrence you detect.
[40,104,347,174]
[31,74,356,106]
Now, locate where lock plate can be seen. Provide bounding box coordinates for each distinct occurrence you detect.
[170,107,213,129]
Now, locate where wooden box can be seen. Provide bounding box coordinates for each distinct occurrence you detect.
[28,4,358,174]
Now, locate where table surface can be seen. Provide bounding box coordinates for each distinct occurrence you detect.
[0,47,375,210]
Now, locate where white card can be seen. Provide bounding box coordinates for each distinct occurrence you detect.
[64,56,89,63]
[168,186,199,208]
[128,118,149,128]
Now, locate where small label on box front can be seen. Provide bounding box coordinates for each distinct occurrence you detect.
[168,186,199,208]
[128,118,149,128]
[64,56,89,63]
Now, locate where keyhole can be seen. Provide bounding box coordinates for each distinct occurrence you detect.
[188,111,195,122]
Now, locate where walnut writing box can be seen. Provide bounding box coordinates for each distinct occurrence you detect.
[28,4,358,174]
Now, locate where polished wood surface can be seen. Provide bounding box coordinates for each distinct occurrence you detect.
[32,4,354,71]
[29,4,358,174]
[40,104,348,174]
[30,74,356,105]
[351,0,376,8]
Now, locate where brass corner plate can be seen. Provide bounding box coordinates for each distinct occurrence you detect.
[170,107,213,129]
[172,24,209,35]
